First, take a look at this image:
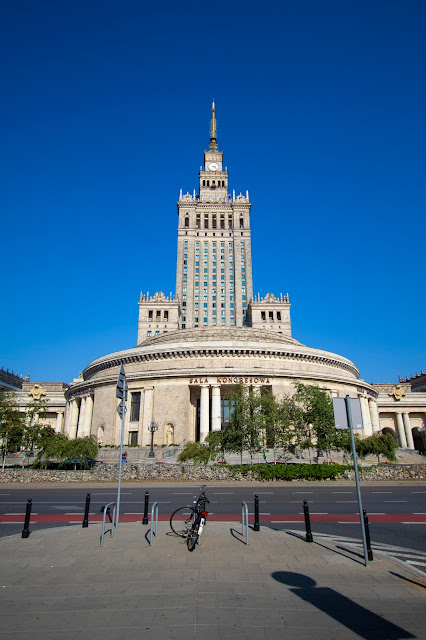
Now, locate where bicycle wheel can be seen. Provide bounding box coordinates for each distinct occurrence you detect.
[170,507,195,537]
[186,523,199,551]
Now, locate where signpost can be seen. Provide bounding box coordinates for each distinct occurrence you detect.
[332,396,370,567]
[116,364,128,529]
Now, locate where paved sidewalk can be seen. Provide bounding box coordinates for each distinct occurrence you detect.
[0,520,425,639]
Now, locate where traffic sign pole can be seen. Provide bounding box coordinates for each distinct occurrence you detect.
[345,395,369,568]
[116,365,128,530]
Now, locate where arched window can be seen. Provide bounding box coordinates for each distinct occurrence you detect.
[184,217,189,228]
[240,218,244,228]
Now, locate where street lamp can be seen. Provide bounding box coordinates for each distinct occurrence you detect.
[148,418,159,458]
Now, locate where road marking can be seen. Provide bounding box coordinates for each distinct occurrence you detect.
[412,491,426,493]
[5,512,38,515]
[338,522,357,524]
[369,513,385,515]
[407,561,426,566]
[403,522,426,525]
[308,512,328,515]
[413,513,426,515]
[384,501,407,503]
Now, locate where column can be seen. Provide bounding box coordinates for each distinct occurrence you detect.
[360,396,373,436]
[368,398,380,434]
[63,402,71,435]
[141,387,154,446]
[211,385,221,432]
[69,399,80,439]
[83,395,94,437]
[77,397,87,438]
[403,412,415,449]
[396,412,407,448]
[200,385,210,442]
[55,411,64,434]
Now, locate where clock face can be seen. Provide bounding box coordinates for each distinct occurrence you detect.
[208,162,219,171]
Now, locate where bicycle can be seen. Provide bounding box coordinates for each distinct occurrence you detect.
[169,485,210,551]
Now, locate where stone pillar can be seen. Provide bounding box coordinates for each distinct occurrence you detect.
[55,411,64,434]
[63,402,70,435]
[360,396,373,436]
[211,385,221,432]
[83,395,94,437]
[200,385,210,442]
[77,397,87,438]
[141,387,154,446]
[368,398,380,434]
[69,399,80,439]
[396,412,407,448]
[403,412,415,449]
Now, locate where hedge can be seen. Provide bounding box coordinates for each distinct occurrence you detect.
[224,463,350,481]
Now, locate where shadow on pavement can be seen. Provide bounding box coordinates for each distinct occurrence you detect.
[271,571,415,640]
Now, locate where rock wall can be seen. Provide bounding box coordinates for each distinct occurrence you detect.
[0,463,425,483]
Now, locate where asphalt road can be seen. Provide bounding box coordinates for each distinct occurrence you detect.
[1,483,425,558]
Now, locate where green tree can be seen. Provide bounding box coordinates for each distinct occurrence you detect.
[226,384,263,463]
[35,434,99,469]
[23,396,50,454]
[0,391,25,470]
[293,383,335,461]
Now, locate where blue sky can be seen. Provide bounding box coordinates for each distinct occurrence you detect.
[1,0,425,385]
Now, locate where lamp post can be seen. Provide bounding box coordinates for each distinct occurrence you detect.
[148,419,159,458]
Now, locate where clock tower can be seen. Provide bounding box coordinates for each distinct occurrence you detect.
[176,103,253,329]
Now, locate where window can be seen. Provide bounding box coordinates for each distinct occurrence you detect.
[185,217,189,228]
[129,431,138,446]
[204,295,208,300]
[182,295,186,300]
[155,330,160,335]
[183,287,187,292]
[147,330,152,337]
[269,311,273,321]
[204,303,208,308]
[277,312,281,321]
[181,316,186,321]
[261,311,266,321]
[164,311,168,320]
[156,310,161,319]
[240,218,244,228]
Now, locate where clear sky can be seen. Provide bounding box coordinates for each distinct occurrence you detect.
[1,0,425,385]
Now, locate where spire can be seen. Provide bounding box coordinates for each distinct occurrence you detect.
[209,100,217,150]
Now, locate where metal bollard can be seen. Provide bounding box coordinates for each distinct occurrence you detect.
[142,491,149,525]
[303,500,313,542]
[254,494,260,531]
[82,492,91,528]
[363,510,374,561]
[22,498,32,539]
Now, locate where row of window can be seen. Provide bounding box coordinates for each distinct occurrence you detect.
[148,310,169,320]
[261,311,282,321]
[184,215,245,230]
[201,180,225,187]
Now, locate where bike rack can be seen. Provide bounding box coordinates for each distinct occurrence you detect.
[100,502,116,547]
[149,501,159,545]
[241,501,249,545]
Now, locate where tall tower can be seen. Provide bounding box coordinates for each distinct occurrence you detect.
[176,103,253,329]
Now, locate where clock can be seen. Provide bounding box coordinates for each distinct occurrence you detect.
[208,162,219,171]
